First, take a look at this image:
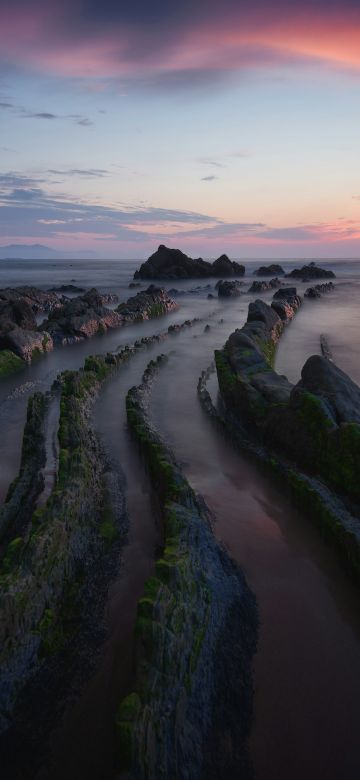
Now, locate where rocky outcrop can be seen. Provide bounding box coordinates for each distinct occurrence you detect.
[0,326,53,363]
[0,295,53,362]
[305,282,335,298]
[216,294,360,496]
[217,279,243,298]
[40,288,124,344]
[116,284,178,321]
[134,245,245,280]
[0,316,210,734]
[253,264,284,276]
[0,287,62,314]
[215,295,360,578]
[0,393,47,543]
[212,254,245,277]
[286,262,335,280]
[119,357,256,778]
[248,277,281,293]
[271,288,302,321]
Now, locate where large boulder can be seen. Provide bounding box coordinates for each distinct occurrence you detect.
[286,262,335,280]
[253,264,285,276]
[298,354,360,425]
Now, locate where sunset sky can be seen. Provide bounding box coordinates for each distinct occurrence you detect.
[1,0,360,258]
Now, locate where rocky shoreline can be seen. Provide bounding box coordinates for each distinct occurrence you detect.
[0,284,178,373]
[0,313,215,763]
[118,355,257,778]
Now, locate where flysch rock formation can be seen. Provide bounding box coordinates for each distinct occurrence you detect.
[118,356,257,778]
[215,290,360,580]
[286,262,335,280]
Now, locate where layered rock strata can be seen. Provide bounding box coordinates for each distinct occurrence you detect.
[117,356,257,778]
[215,292,360,579]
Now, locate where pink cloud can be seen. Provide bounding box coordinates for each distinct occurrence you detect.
[0,4,360,81]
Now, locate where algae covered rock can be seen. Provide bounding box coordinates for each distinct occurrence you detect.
[116,284,178,320]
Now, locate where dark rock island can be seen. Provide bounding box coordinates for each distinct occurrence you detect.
[134,245,245,280]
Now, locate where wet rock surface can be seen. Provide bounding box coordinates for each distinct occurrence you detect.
[116,284,178,321]
[134,244,245,280]
[118,356,257,779]
[41,288,124,344]
[215,295,360,578]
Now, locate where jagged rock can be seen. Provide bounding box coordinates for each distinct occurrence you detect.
[116,285,178,321]
[129,282,141,288]
[305,282,334,298]
[134,245,245,280]
[253,264,285,276]
[271,288,302,322]
[212,254,245,277]
[0,326,53,363]
[217,280,243,298]
[248,277,281,293]
[41,288,124,344]
[99,292,119,304]
[286,262,335,280]
[0,295,54,363]
[298,354,360,425]
[0,287,62,313]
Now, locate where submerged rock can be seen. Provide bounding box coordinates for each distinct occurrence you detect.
[48,284,85,294]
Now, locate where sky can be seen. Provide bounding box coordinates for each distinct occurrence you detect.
[1,0,360,259]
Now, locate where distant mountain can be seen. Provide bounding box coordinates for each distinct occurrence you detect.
[0,244,98,260]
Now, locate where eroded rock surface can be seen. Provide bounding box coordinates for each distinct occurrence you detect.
[41,288,124,344]
[116,284,178,321]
